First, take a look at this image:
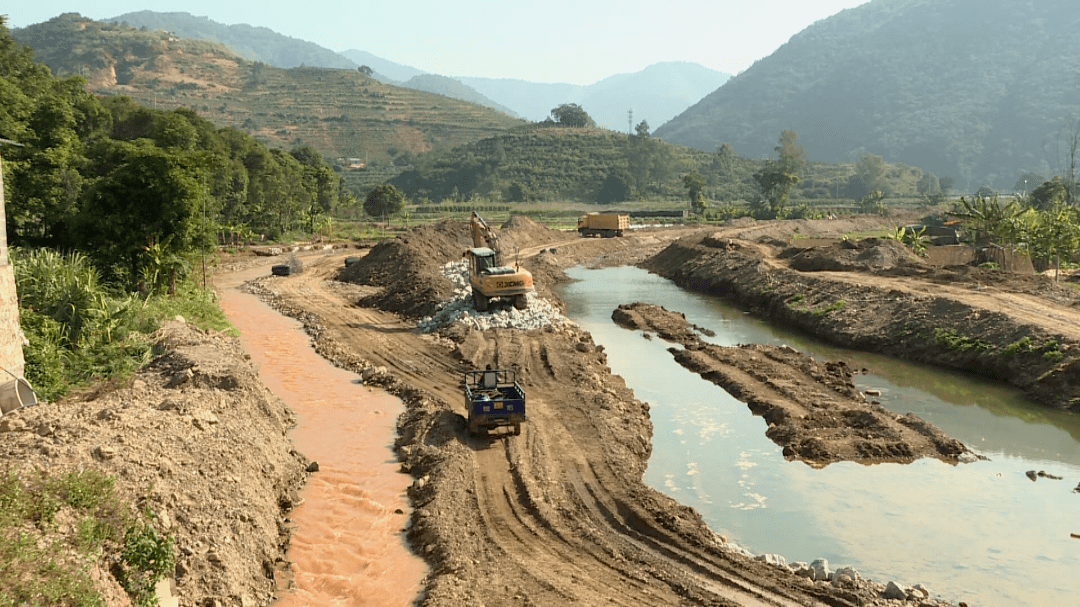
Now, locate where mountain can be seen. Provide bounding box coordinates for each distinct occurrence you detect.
[98,14,515,117]
[654,0,1080,191]
[13,14,526,167]
[401,74,518,117]
[338,49,424,83]
[108,10,357,70]
[461,61,731,132]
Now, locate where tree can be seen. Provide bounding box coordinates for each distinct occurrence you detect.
[850,153,888,198]
[549,103,595,128]
[918,171,941,195]
[507,181,529,203]
[752,162,799,219]
[751,132,803,218]
[682,171,707,213]
[775,129,806,176]
[1014,172,1045,195]
[77,140,204,288]
[1028,176,1068,211]
[938,175,956,194]
[950,195,1009,245]
[364,184,405,221]
[715,142,737,175]
[291,145,340,232]
[358,65,373,76]
[596,173,631,204]
[634,120,650,138]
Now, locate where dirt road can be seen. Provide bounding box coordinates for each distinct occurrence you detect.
[252,217,960,607]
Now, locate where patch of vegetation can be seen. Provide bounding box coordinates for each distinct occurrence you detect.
[14,248,231,402]
[0,466,174,607]
[933,327,993,352]
[814,300,847,316]
[1001,336,1035,356]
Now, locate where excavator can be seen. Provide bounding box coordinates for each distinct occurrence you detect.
[467,212,533,311]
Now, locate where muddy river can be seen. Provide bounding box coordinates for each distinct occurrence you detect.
[218,267,427,607]
[560,265,1080,607]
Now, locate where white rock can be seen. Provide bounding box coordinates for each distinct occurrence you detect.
[810,558,831,582]
[883,580,906,600]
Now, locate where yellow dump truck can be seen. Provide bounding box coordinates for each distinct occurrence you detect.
[578,213,629,238]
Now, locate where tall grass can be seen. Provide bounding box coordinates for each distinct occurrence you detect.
[13,248,233,402]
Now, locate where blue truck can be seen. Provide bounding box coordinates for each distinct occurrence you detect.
[464,368,526,436]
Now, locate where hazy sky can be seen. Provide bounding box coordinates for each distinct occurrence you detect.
[4,1,870,84]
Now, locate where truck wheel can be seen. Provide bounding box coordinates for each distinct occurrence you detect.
[513,294,528,310]
[473,291,489,312]
[513,422,521,436]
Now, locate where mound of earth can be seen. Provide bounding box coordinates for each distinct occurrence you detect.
[339,216,571,318]
[0,320,309,606]
[785,238,926,272]
[337,219,470,318]
[611,302,715,343]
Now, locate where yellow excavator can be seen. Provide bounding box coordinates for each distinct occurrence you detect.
[467,212,533,311]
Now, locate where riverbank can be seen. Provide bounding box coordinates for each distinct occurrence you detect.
[641,221,1080,412]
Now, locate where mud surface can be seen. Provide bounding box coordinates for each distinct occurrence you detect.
[6,213,1078,606]
[249,216,967,607]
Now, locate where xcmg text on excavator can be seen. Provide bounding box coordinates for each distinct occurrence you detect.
[467,212,533,311]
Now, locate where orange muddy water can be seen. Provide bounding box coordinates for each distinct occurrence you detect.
[217,265,426,606]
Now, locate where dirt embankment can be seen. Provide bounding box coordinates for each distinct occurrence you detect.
[0,321,309,606]
[612,302,972,467]
[641,221,1080,412]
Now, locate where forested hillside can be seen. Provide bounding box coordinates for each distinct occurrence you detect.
[0,15,347,276]
[13,14,526,167]
[655,0,1080,192]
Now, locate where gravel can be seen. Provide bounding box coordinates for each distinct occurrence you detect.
[416,261,573,333]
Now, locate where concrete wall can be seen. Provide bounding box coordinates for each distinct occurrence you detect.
[0,153,29,413]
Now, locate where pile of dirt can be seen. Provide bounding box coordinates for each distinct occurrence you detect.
[611,302,715,343]
[0,320,309,606]
[337,219,470,318]
[339,216,569,318]
[785,238,926,272]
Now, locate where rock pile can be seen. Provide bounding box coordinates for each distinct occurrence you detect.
[416,261,573,333]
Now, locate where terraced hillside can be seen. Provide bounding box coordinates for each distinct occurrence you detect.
[15,14,526,165]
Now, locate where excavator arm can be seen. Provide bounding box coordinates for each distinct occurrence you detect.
[471,211,501,256]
